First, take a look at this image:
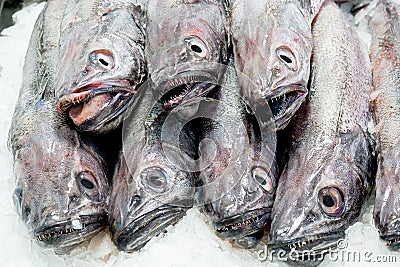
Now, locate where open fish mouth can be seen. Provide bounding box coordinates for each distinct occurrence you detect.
[56,79,136,130]
[158,74,218,109]
[112,205,188,252]
[381,234,400,249]
[264,85,307,129]
[214,208,271,239]
[268,232,345,263]
[33,214,107,249]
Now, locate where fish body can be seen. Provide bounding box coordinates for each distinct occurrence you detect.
[230,0,322,130]
[55,0,147,133]
[146,0,229,111]
[8,0,109,252]
[369,0,400,250]
[268,1,374,264]
[197,62,277,249]
[108,85,197,252]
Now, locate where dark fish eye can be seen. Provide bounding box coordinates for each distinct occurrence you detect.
[76,171,101,202]
[276,46,297,71]
[141,167,168,193]
[185,36,209,58]
[251,167,273,193]
[89,49,115,70]
[318,187,344,217]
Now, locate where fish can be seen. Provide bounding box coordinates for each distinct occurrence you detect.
[197,61,278,249]
[369,0,400,250]
[146,0,229,112]
[230,0,323,130]
[108,83,198,252]
[55,0,147,133]
[8,0,109,252]
[268,1,374,265]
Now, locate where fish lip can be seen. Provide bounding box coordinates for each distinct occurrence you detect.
[157,71,219,109]
[261,84,307,130]
[112,205,188,252]
[33,213,107,249]
[268,231,345,260]
[213,208,271,239]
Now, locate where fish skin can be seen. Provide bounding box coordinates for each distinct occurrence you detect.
[108,85,198,252]
[268,1,374,264]
[369,0,400,250]
[55,0,147,133]
[146,0,229,110]
[197,61,277,249]
[8,0,109,253]
[230,0,323,130]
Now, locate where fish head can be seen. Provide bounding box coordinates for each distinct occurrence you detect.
[109,118,195,252]
[373,147,400,250]
[147,0,228,109]
[268,129,372,264]
[232,3,311,129]
[55,8,146,132]
[11,124,108,252]
[199,126,277,248]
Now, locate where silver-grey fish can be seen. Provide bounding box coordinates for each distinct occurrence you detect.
[230,0,322,130]
[268,1,374,264]
[146,0,229,111]
[369,0,400,250]
[55,0,146,133]
[108,85,197,252]
[8,0,109,252]
[197,61,277,249]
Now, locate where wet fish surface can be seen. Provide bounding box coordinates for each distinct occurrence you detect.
[8,0,109,252]
[108,85,198,252]
[197,61,277,249]
[268,1,374,265]
[55,0,147,133]
[146,0,229,113]
[369,0,400,250]
[230,0,323,130]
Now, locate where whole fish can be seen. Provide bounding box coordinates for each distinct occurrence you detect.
[8,0,109,252]
[108,85,198,252]
[230,0,323,130]
[369,0,400,249]
[197,61,277,249]
[146,0,229,112]
[55,0,146,133]
[268,1,374,264]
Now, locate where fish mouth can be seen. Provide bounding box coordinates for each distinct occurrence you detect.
[56,79,136,131]
[381,233,400,250]
[214,208,271,240]
[158,73,218,109]
[264,85,307,130]
[268,232,345,264]
[33,213,107,251]
[112,205,188,252]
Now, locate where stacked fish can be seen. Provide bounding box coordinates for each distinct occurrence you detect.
[7,0,400,265]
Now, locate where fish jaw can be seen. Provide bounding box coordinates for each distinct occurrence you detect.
[56,79,136,132]
[374,147,400,250]
[33,214,107,252]
[110,205,188,252]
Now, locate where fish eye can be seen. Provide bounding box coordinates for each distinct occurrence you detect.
[76,171,100,202]
[252,167,273,193]
[89,49,114,70]
[318,187,344,217]
[141,167,168,193]
[185,36,209,59]
[276,46,297,71]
